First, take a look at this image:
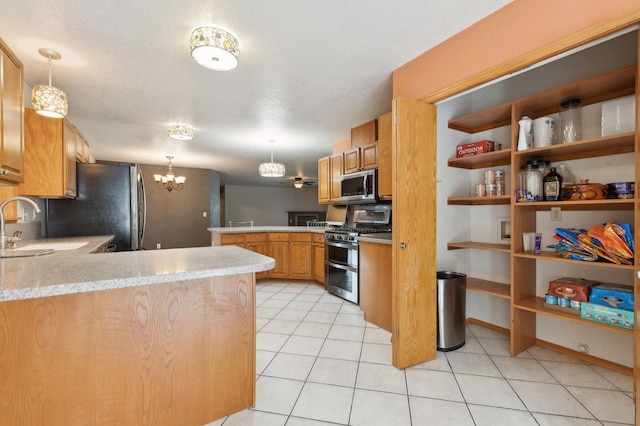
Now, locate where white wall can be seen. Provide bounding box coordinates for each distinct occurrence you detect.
[224,185,325,226]
[435,31,637,366]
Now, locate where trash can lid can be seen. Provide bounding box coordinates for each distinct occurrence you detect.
[436,271,466,279]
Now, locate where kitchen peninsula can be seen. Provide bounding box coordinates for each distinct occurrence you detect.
[0,236,274,425]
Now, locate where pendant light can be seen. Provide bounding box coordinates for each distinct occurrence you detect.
[190,27,240,71]
[31,48,68,118]
[258,140,285,177]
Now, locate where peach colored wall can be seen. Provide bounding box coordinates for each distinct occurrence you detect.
[393,0,640,101]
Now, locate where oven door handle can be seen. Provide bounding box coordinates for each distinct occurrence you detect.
[325,240,358,250]
[326,261,357,273]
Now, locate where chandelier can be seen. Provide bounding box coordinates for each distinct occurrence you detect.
[168,124,194,140]
[259,140,285,177]
[153,156,186,192]
[190,27,240,71]
[31,48,68,118]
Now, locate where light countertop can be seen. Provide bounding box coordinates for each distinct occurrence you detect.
[0,235,275,302]
[208,226,326,234]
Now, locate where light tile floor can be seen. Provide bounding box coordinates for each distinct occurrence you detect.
[207,280,635,426]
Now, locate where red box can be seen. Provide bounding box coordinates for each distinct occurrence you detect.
[455,140,500,157]
[547,277,598,302]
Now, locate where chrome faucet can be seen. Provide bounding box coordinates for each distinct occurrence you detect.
[0,196,41,249]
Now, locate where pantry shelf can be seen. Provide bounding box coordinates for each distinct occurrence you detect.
[467,277,510,299]
[513,250,635,270]
[447,149,511,169]
[448,195,511,205]
[447,241,511,253]
[513,199,634,211]
[513,297,633,336]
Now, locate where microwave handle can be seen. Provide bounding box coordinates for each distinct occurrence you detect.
[363,174,368,195]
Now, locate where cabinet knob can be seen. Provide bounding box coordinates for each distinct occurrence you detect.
[0,170,9,176]
[400,242,407,249]
[277,235,280,239]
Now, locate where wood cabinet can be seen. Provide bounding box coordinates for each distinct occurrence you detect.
[268,232,290,278]
[0,38,24,183]
[343,143,378,174]
[76,131,90,163]
[350,119,377,147]
[214,232,269,279]
[359,241,391,331]
[289,233,312,279]
[391,98,437,369]
[312,233,325,284]
[446,64,637,374]
[20,109,79,198]
[318,154,343,204]
[377,112,392,199]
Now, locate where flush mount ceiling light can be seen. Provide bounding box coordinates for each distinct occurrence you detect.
[154,156,186,192]
[168,124,194,140]
[31,48,68,118]
[258,140,285,177]
[190,26,240,71]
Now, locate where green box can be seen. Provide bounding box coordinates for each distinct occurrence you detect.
[580,302,634,330]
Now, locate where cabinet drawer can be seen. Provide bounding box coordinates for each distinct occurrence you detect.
[268,232,289,242]
[221,233,245,244]
[290,232,311,242]
[312,233,325,244]
[245,232,267,242]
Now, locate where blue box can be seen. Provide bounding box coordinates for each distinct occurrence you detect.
[589,283,634,311]
[580,302,634,330]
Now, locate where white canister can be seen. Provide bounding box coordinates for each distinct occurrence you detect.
[533,116,556,147]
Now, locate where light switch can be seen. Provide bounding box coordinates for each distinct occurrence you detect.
[203,212,207,217]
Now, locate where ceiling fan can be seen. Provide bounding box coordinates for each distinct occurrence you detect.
[283,177,316,188]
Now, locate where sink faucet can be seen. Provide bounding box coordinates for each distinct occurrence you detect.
[0,196,41,249]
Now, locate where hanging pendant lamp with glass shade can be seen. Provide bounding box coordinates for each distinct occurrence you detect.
[31,48,68,118]
[259,140,285,177]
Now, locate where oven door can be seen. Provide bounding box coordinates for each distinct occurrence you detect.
[325,240,358,267]
[325,261,358,304]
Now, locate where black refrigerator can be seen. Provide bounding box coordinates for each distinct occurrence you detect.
[45,162,146,251]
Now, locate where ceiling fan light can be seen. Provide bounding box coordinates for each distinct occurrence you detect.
[293,181,304,189]
[190,27,240,71]
[168,124,194,140]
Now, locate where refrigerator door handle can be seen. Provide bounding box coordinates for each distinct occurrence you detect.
[138,168,146,248]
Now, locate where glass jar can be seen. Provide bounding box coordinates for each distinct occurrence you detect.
[516,163,543,202]
[559,98,582,143]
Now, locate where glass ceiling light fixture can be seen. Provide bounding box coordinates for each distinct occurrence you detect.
[168,124,194,140]
[154,156,186,192]
[258,140,285,177]
[190,26,240,71]
[31,48,68,118]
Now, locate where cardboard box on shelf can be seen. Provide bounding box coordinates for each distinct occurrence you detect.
[589,282,634,311]
[547,277,598,302]
[580,302,634,330]
[455,140,501,157]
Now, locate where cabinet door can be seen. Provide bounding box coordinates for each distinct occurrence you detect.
[0,46,24,183]
[312,243,325,283]
[246,240,268,279]
[290,241,312,279]
[392,98,437,368]
[220,233,245,247]
[359,242,392,331]
[343,148,360,174]
[377,112,392,199]
[330,154,342,201]
[268,242,289,278]
[318,156,330,203]
[63,121,77,197]
[351,119,378,147]
[360,143,378,170]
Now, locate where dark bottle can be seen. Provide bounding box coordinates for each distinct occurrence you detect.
[543,167,563,201]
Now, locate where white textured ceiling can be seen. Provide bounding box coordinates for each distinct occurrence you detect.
[2,0,511,186]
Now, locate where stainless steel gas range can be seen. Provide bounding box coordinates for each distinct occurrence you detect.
[324,204,391,304]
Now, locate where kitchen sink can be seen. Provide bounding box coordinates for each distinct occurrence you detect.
[14,241,89,251]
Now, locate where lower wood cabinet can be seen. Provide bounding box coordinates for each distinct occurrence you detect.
[245,233,268,279]
[289,233,312,279]
[312,233,325,284]
[359,241,392,332]
[268,233,290,278]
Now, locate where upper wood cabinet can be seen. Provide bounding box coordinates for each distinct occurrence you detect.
[317,153,343,204]
[350,119,377,147]
[0,38,24,183]
[76,131,90,163]
[343,143,378,174]
[377,112,392,199]
[20,108,79,198]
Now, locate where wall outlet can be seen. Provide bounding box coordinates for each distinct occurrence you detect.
[156,243,161,249]
[550,207,562,221]
[203,211,207,218]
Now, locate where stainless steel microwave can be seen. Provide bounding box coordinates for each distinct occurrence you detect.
[339,169,377,204]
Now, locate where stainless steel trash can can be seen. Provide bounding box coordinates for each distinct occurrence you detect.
[436,271,466,351]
